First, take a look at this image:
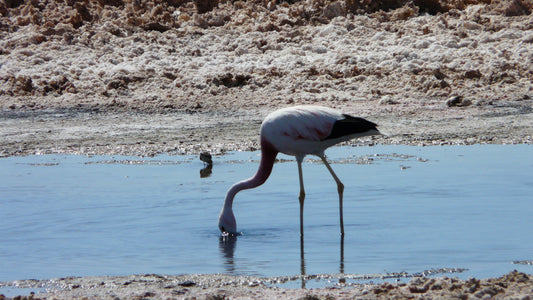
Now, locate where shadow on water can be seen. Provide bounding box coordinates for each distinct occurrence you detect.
[301,234,305,288]
[220,233,346,288]
[219,235,237,274]
[298,234,345,288]
[200,164,213,178]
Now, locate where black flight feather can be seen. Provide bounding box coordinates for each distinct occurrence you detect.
[325,114,378,140]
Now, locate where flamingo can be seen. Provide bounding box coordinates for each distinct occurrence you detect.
[218,105,380,236]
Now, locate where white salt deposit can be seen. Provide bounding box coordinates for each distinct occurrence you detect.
[0,1,530,148]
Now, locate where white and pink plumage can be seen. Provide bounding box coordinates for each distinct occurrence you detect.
[218,105,380,236]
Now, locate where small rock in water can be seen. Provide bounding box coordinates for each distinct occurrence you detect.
[200,152,213,165]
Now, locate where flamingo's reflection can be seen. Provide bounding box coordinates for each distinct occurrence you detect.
[219,235,237,274]
[219,234,345,287]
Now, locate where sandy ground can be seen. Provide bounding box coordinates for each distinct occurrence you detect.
[1,97,532,157]
[1,0,533,298]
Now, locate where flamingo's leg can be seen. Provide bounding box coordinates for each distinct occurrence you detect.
[297,156,305,236]
[320,155,345,236]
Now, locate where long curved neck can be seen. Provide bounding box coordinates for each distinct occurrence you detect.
[223,141,278,211]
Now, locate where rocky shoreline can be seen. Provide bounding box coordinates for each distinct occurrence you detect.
[2,270,533,299]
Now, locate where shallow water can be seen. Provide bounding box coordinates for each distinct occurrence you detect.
[1,145,532,284]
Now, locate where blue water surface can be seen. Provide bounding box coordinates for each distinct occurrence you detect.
[1,145,532,282]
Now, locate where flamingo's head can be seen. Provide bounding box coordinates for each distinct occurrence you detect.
[218,209,237,236]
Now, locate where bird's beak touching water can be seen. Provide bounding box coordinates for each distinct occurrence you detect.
[218,210,238,236]
[220,229,238,237]
[219,226,239,237]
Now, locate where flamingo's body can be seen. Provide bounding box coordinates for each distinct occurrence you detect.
[218,105,380,236]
